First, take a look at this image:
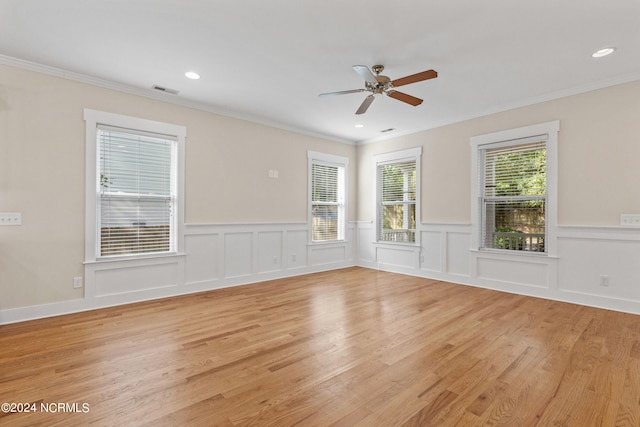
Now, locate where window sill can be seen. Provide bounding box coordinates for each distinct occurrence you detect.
[470,248,558,260]
[308,240,348,246]
[373,241,420,249]
[85,252,186,266]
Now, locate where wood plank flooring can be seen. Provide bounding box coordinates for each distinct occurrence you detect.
[1,267,640,426]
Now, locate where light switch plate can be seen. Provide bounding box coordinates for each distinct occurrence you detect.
[621,214,640,227]
[0,212,22,226]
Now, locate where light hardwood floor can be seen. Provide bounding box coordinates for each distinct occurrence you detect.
[1,267,640,426]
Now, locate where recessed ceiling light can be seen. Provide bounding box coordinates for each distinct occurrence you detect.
[592,47,616,58]
[355,124,364,128]
[185,71,200,80]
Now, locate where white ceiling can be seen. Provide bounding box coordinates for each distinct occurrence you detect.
[1,0,639,144]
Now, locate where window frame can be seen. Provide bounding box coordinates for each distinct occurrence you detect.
[307,151,348,243]
[84,109,186,262]
[373,147,422,245]
[470,121,559,257]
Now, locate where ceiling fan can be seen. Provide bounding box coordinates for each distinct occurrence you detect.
[319,65,438,115]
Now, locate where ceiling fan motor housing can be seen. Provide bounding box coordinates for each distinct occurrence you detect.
[365,79,391,94]
[367,65,392,94]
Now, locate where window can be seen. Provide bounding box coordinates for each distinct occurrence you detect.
[471,121,558,255]
[308,152,347,242]
[374,147,421,243]
[85,109,185,261]
[480,139,546,252]
[98,126,177,257]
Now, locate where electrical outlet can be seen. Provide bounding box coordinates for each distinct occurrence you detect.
[73,276,83,289]
[599,275,609,287]
[291,254,297,262]
[0,212,22,226]
[273,256,279,264]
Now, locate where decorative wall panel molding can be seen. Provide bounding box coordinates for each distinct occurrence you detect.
[355,222,640,315]
[1,222,356,324]
[3,221,640,325]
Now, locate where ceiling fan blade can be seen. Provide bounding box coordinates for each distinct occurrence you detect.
[355,95,375,115]
[353,65,378,84]
[391,69,438,87]
[319,89,366,97]
[387,90,423,106]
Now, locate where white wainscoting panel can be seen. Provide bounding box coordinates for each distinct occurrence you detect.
[356,222,375,266]
[475,256,550,288]
[356,221,640,315]
[6,221,640,325]
[83,254,188,307]
[95,261,178,297]
[1,222,357,325]
[186,223,355,284]
[417,224,472,279]
[376,244,420,271]
[89,255,184,298]
[258,231,283,274]
[224,232,254,279]
[310,244,346,266]
[557,226,640,310]
[287,229,308,270]
[308,222,356,268]
[421,231,441,272]
[185,232,220,284]
[446,232,470,276]
[357,222,472,279]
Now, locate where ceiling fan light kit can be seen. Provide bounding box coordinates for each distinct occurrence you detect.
[320,64,438,115]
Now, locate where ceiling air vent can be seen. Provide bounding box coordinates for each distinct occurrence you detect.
[380,128,396,133]
[152,85,179,95]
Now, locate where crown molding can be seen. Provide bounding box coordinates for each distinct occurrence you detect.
[0,54,355,146]
[355,71,640,145]
[3,54,638,148]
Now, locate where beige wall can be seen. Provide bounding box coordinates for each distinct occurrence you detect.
[357,79,640,226]
[2,60,639,313]
[0,64,356,310]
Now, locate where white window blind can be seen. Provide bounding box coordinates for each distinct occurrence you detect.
[377,160,416,243]
[311,161,345,241]
[97,125,177,257]
[480,138,546,252]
